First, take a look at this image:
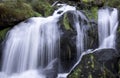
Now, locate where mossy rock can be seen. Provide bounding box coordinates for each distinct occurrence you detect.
[68,49,119,78]
[68,54,114,78]
[84,7,98,20]
[106,0,120,8]
[31,0,54,17]
[0,1,41,29]
[63,13,72,30]
[0,27,10,41]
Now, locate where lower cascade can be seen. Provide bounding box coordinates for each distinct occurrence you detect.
[0,3,119,78]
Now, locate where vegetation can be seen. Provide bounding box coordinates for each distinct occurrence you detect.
[68,52,118,78]
[0,28,10,42]
[0,1,41,28]
[31,0,54,16]
[63,13,71,30]
[0,0,120,78]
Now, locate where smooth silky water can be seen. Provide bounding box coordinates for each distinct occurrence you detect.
[0,4,118,78]
[98,8,118,49]
[0,4,76,78]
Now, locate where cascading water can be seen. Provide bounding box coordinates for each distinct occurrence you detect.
[0,4,76,78]
[2,17,60,74]
[72,11,88,59]
[58,10,89,78]
[67,8,119,78]
[98,8,118,49]
[1,3,118,78]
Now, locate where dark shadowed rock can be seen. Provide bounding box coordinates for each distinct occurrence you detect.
[60,29,77,72]
[68,49,120,78]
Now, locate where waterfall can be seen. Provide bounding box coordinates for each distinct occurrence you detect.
[98,8,118,49]
[1,3,118,78]
[0,4,76,78]
[72,11,88,59]
[2,17,60,74]
[58,10,89,78]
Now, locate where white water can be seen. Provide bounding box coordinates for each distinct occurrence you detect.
[57,9,89,78]
[98,8,118,49]
[1,3,119,78]
[57,73,68,78]
[0,4,76,78]
[72,11,88,59]
[65,7,119,77]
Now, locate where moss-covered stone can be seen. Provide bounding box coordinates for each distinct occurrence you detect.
[84,7,98,20]
[63,13,71,30]
[0,28,10,42]
[0,1,41,28]
[106,0,120,8]
[68,49,119,78]
[31,0,54,17]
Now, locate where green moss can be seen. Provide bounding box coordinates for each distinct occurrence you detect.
[85,7,98,20]
[106,0,120,8]
[91,55,95,68]
[0,1,41,27]
[82,0,94,3]
[88,73,92,78]
[69,67,81,78]
[68,53,117,78]
[63,14,71,30]
[31,0,54,16]
[0,28,10,42]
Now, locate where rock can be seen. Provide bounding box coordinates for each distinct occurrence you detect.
[68,49,120,78]
[116,9,120,55]
[31,0,54,16]
[87,20,98,49]
[106,0,120,9]
[59,10,98,72]
[58,12,78,72]
[60,29,77,72]
[0,2,41,30]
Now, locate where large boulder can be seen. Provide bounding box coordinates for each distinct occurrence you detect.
[68,49,120,78]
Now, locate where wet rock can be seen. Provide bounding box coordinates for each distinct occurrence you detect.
[60,28,77,72]
[116,9,120,55]
[87,20,98,49]
[68,49,120,78]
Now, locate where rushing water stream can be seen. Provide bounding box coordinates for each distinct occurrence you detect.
[0,4,76,78]
[71,11,88,59]
[0,4,118,78]
[98,8,118,49]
